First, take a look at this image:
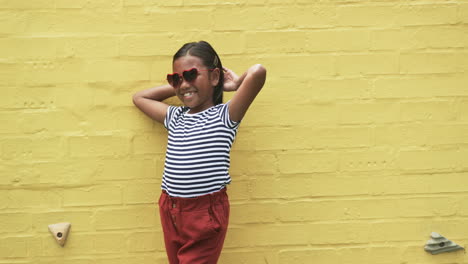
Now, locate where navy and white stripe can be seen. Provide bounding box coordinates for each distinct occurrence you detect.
[162,103,240,197]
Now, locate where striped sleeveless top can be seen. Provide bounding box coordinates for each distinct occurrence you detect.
[162,103,240,197]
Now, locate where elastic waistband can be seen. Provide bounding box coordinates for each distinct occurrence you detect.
[161,188,227,211]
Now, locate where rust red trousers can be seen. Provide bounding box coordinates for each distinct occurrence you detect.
[158,188,230,264]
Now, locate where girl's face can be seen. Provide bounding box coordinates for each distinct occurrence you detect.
[172,55,219,114]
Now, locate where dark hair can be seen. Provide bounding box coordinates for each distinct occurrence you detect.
[173,41,224,105]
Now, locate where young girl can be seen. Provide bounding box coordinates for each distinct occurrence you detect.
[132,41,266,264]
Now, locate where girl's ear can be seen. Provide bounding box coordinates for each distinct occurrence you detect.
[209,68,220,87]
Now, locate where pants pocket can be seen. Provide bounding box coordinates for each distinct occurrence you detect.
[182,209,219,240]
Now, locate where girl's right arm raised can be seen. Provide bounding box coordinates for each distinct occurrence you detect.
[132,84,175,124]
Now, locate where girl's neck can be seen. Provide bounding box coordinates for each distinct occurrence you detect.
[187,103,215,114]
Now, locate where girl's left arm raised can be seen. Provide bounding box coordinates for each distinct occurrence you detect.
[224,64,266,122]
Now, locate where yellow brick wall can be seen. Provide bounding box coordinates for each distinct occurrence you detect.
[1,0,467,263]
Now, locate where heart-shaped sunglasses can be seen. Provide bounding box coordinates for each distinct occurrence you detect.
[167,68,214,88]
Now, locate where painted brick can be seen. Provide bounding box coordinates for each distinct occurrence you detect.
[63,185,122,207]
[52,11,121,34]
[55,0,88,9]
[132,133,167,155]
[246,31,308,53]
[56,37,119,59]
[397,149,461,171]
[400,101,457,122]
[339,150,395,172]
[307,29,370,52]
[21,11,57,35]
[0,213,31,233]
[121,9,213,33]
[1,137,65,160]
[428,124,468,145]
[212,7,273,31]
[18,59,85,86]
[400,52,460,74]
[127,231,164,252]
[32,159,97,185]
[462,3,468,23]
[10,87,57,110]
[396,4,458,26]
[20,110,83,134]
[279,247,402,264]
[96,157,162,181]
[236,126,371,151]
[203,32,246,55]
[0,191,7,209]
[250,175,370,200]
[278,151,338,174]
[248,103,339,127]
[53,85,95,109]
[388,173,468,195]
[293,4,336,28]
[0,237,28,258]
[230,151,278,175]
[0,0,54,9]
[95,206,158,230]
[69,136,130,158]
[374,124,430,147]
[120,34,176,57]
[0,112,21,134]
[220,250,277,264]
[91,255,164,264]
[226,221,446,247]
[123,182,159,204]
[93,233,127,254]
[336,53,399,76]
[0,11,28,35]
[263,55,335,78]
[373,75,468,98]
[0,37,56,60]
[84,59,150,82]
[371,26,466,50]
[337,5,399,27]
[230,202,278,224]
[0,62,21,86]
[38,258,94,264]
[309,78,371,100]
[460,99,468,122]
[277,196,460,222]
[338,101,400,125]
[0,164,39,186]
[115,107,156,131]
[8,189,62,209]
[225,179,251,201]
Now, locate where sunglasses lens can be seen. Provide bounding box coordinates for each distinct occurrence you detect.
[167,74,173,86]
[167,74,181,88]
[183,68,198,82]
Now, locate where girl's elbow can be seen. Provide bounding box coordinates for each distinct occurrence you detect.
[248,64,267,87]
[251,64,266,88]
[132,93,142,106]
[250,64,267,77]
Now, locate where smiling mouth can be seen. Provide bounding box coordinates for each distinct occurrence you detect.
[183,92,195,98]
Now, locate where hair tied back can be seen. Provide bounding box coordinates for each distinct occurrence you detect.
[213,55,219,68]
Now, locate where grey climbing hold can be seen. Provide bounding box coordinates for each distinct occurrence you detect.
[424,232,464,255]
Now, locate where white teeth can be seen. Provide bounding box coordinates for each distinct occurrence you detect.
[183,92,194,97]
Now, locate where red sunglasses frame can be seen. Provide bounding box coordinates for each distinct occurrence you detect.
[166,68,214,88]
